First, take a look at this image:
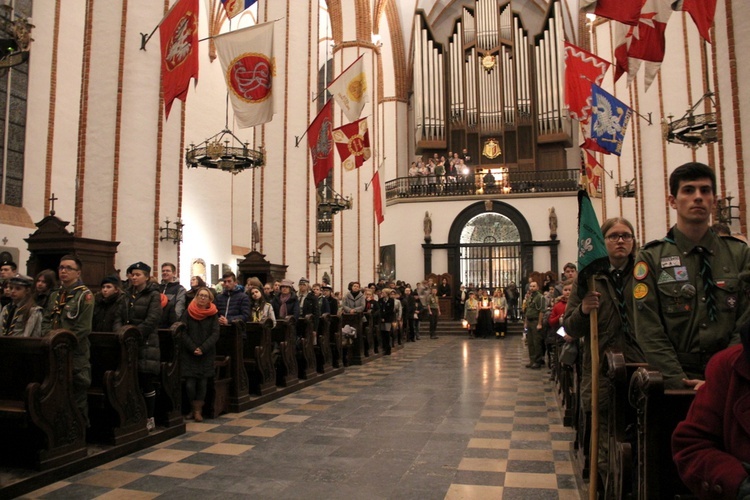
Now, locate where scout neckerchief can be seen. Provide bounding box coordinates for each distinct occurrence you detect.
[609,257,633,335]
[695,246,718,321]
[3,303,17,334]
[665,228,718,322]
[51,283,88,327]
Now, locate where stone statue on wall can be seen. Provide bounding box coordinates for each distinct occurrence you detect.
[549,206,558,240]
[424,211,432,242]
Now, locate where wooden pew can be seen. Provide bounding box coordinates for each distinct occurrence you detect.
[362,311,377,356]
[604,351,648,500]
[296,314,318,380]
[328,314,343,369]
[271,317,299,387]
[341,313,365,366]
[244,319,276,395]
[204,355,232,418]
[0,330,87,470]
[156,323,184,428]
[629,366,696,500]
[87,326,148,445]
[315,313,334,374]
[214,320,252,412]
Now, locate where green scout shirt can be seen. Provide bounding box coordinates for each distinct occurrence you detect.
[43,281,94,368]
[634,227,750,389]
[524,291,544,321]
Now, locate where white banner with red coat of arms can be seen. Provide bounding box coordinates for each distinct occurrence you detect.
[213,21,275,128]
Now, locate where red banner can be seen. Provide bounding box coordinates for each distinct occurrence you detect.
[582,0,645,25]
[332,118,371,171]
[564,42,610,121]
[160,0,199,118]
[372,170,384,224]
[307,100,334,186]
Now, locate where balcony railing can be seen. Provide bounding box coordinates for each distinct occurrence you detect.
[385,168,580,201]
[317,216,333,233]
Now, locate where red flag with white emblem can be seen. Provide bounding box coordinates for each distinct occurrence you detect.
[332,118,371,171]
[160,0,199,118]
[214,21,275,128]
[564,42,610,121]
[628,0,674,63]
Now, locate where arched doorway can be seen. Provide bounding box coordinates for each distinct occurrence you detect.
[447,201,534,290]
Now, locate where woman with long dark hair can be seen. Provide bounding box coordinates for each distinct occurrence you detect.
[34,269,57,309]
[249,285,276,327]
[185,276,207,307]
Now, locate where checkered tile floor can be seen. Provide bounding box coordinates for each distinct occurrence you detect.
[21,336,580,499]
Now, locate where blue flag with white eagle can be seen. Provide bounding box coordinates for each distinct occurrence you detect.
[577,190,609,298]
[590,84,632,156]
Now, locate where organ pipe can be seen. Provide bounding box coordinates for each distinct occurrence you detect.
[412,0,567,154]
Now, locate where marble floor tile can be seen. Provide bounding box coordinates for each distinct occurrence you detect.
[19,336,584,500]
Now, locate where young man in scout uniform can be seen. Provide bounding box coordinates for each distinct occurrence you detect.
[634,162,750,390]
[524,280,545,369]
[42,254,94,424]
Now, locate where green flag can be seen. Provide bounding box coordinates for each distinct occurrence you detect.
[577,189,609,298]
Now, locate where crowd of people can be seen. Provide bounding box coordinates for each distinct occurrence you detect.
[407,149,494,195]
[540,162,748,500]
[2,161,748,498]
[0,262,450,429]
[447,161,750,499]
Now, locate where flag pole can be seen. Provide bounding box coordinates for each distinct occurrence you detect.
[365,156,386,191]
[588,273,600,500]
[295,99,333,148]
[140,0,182,51]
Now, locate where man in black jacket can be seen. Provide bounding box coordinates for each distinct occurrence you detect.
[214,272,250,325]
[298,278,320,334]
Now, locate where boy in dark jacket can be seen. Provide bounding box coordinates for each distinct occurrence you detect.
[214,272,251,325]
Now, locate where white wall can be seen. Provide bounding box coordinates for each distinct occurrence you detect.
[380,194,580,287]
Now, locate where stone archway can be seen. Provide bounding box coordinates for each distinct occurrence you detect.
[446,201,534,290]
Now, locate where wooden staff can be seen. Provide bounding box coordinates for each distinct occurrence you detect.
[588,274,600,500]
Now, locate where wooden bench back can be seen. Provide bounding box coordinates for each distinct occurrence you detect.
[629,367,696,500]
[89,326,141,390]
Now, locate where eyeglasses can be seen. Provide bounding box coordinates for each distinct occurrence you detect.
[605,233,634,242]
[58,265,79,272]
[196,294,211,299]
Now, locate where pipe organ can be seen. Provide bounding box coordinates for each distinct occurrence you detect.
[413,0,570,171]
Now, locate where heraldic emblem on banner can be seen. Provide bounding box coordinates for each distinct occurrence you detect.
[332,118,371,171]
[482,138,502,159]
[164,11,197,72]
[227,52,272,104]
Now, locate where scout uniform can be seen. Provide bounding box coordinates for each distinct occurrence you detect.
[43,280,94,424]
[0,275,43,337]
[524,289,545,366]
[634,227,750,389]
